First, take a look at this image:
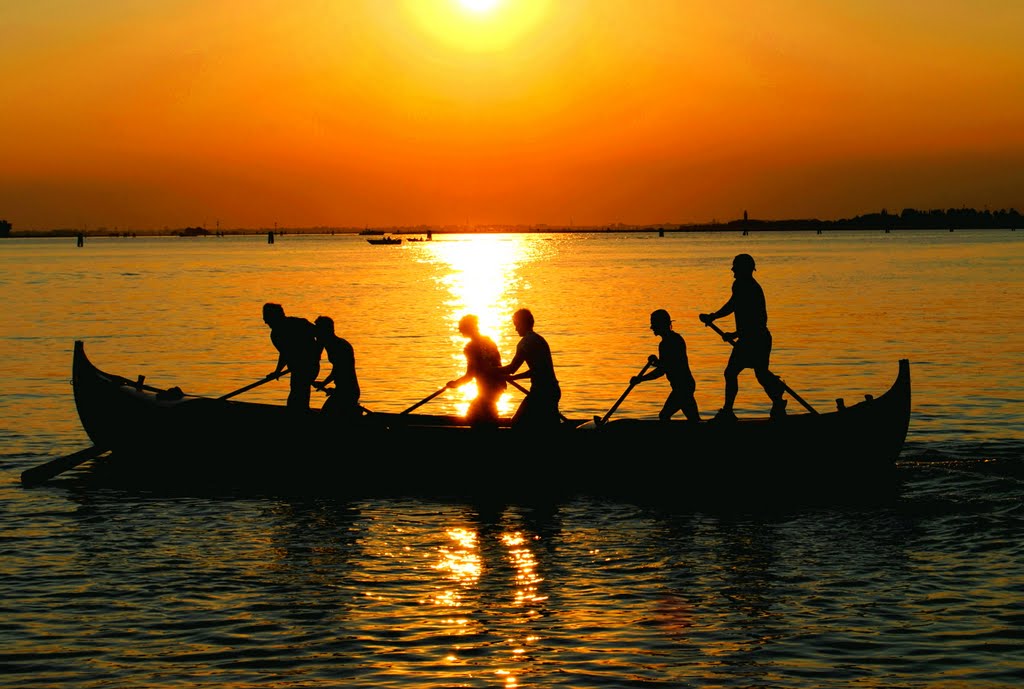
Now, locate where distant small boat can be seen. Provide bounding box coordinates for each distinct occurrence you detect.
[367,236,402,245]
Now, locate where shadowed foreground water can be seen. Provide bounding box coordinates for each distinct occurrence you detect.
[3,459,1023,688]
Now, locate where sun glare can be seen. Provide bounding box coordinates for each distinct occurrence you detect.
[404,0,550,53]
[419,235,535,416]
[459,0,500,13]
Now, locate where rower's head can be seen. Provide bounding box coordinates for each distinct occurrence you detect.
[732,253,756,276]
[314,315,335,336]
[650,309,673,334]
[512,308,534,336]
[458,314,479,338]
[262,302,285,326]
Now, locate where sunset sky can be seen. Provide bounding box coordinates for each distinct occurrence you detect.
[2,0,1022,231]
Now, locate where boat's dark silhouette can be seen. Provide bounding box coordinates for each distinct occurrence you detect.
[41,341,912,505]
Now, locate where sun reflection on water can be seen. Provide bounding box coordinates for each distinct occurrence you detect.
[502,531,546,606]
[434,527,482,599]
[426,513,552,686]
[417,234,538,417]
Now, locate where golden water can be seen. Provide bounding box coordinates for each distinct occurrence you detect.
[1,230,1023,689]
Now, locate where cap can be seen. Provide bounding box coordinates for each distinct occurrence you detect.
[733,253,756,271]
[650,309,672,326]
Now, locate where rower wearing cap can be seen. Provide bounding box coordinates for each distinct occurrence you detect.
[700,253,788,421]
[630,309,701,422]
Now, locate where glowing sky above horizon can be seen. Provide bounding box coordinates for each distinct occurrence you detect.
[2,0,1022,231]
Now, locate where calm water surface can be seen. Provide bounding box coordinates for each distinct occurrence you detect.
[1,231,1022,687]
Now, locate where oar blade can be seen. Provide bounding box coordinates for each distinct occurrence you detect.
[21,446,108,486]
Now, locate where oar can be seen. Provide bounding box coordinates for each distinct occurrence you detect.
[507,379,571,423]
[701,319,817,414]
[402,386,448,414]
[594,360,653,426]
[21,445,109,486]
[218,367,290,401]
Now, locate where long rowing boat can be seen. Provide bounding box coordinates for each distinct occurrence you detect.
[58,340,911,501]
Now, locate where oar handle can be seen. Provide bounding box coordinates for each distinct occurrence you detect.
[701,317,818,414]
[401,386,447,414]
[508,379,529,395]
[702,318,736,344]
[218,367,290,401]
[597,361,653,426]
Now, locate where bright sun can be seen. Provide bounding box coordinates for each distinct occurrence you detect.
[406,0,548,53]
[458,0,500,13]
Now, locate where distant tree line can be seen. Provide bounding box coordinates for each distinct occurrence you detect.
[0,219,11,237]
[724,207,1022,231]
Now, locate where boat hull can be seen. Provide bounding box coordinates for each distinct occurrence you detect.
[71,341,910,501]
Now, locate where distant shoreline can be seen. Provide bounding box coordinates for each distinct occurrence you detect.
[3,225,1019,239]
[2,207,1021,238]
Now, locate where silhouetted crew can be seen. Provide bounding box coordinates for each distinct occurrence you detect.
[495,308,562,429]
[631,309,701,422]
[313,315,361,420]
[262,302,322,410]
[700,253,787,421]
[447,314,506,429]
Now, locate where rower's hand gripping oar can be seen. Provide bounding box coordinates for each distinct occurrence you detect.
[219,367,290,401]
[699,317,818,414]
[594,359,654,426]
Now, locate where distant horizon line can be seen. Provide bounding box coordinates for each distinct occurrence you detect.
[2,206,1021,237]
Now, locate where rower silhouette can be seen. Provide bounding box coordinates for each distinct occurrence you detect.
[700,254,787,421]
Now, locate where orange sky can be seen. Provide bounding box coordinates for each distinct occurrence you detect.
[2,0,1022,231]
